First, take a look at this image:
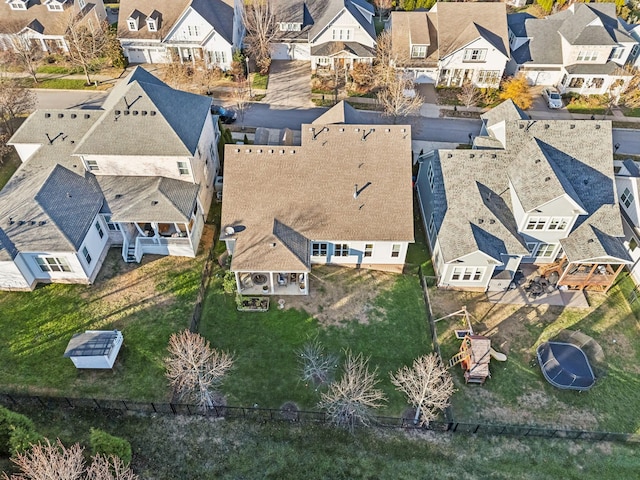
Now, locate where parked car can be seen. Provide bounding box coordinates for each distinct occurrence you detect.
[211,105,237,123]
[542,88,563,109]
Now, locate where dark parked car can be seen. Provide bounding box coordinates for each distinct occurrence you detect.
[211,105,237,123]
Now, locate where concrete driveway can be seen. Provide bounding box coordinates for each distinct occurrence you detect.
[263,60,314,108]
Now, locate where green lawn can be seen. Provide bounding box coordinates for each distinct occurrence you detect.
[32,78,98,90]
[0,249,206,401]
[4,405,640,479]
[36,65,83,75]
[565,105,606,115]
[199,265,430,415]
[250,72,268,90]
[622,106,640,118]
[432,273,640,434]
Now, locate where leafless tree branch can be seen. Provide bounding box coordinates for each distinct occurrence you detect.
[165,330,234,411]
[3,438,85,480]
[390,353,455,426]
[297,339,338,390]
[242,0,280,74]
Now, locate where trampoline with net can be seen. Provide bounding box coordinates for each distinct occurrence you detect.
[536,341,596,391]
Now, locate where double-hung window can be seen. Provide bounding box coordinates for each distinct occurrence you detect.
[177,161,189,175]
[82,246,92,264]
[95,220,104,239]
[36,257,72,273]
[364,244,373,257]
[391,244,401,258]
[411,45,427,58]
[311,242,328,257]
[334,244,349,257]
[463,49,487,62]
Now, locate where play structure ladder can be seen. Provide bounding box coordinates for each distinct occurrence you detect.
[449,350,470,368]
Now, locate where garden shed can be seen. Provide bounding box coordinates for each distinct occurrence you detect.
[63,330,123,369]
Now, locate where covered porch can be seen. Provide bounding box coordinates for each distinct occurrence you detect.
[557,260,627,292]
[235,271,309,296]
[311,42,375,73]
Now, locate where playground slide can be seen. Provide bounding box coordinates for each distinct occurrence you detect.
[489,348,507,362]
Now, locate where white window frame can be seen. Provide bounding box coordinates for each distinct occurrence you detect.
[128,19,138,31]
[334,243,349,257]
[47,3,63,11]
[95,220,104,239]
[463,48,487,62]
[391,244,401,258]
[477,70,500,86]
[610,47,625,60]
[311,242,328,257]
[9,2,27,10]
[621,187,634,209]
[36,256,72,273]
[577,50,598,62]
[104,215,120,231]
[632,45,640,57]
[85,160,99,171]
[82,246,92,264]
[525,217,548,230]
[147,19,157,32]
[279,22,301,32]
[411,45,427,59]
[332,29,352,41]
[177,161,189,175]
[535,243,556,258]
[451,266,484,282]
[187,26,199,37]
[548,217,569,231]
[364,244,373,257]
[78,0,85,8]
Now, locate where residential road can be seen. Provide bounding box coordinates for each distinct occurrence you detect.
[32,89,640,154]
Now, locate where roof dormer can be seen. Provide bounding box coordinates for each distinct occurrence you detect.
[146,10,161,32]
[127,10,144,32]
[43,0,67,11]
[6,0,28,11]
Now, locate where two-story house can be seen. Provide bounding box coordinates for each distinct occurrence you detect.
[220,101,414,296]
[389,3,510,88]
[0,67,219,291]
[416,99,630,293]
[0,0,106,53]
[507,4,636,95]
[270,0,377,73]
[614,159,640,285]
[117,0,242,69]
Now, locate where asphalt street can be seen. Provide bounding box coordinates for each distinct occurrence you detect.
[32,89,640,153]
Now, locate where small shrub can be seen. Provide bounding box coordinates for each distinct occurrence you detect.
[223,270,237,294]
[0,407,41,456]
[89,428,132,465]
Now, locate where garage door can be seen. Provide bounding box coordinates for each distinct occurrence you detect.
[535,71,561,86]
[271,43,292,60]
[149,48,169,64]
[290,43,310,60]
[126,48,147,64]
[413,69,437,84]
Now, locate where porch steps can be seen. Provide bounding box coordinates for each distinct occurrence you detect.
[125,246,136,263]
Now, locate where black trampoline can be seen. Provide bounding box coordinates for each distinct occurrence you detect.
[536,342,596,391]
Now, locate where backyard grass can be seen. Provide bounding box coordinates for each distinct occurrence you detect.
[3,405,640,479]
[429,273,640,434]
[199,264,430,415]
[0,246,207,401]
[30,78,99,90]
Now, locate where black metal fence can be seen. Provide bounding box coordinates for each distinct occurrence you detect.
[1,392,638,444]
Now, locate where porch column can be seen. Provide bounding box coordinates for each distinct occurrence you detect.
[582,263,600,290]
[234,271,242,293]
[134,223,146,236]
[39,38,47,52]
[269,272,275,294]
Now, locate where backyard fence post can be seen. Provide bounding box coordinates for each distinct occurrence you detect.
[151,403,157,413]
[170,403,177,415]
[93,398,101,409]
[122,400,128,410]
[66,397,73,408]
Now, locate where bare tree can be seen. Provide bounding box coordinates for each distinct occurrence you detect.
[296,339,338,390]
[0,24,43,84]
[373,0,393,21]
[318,351,386,432]
[3,438,84,480]
[457,82,481,109]
[377,74,423,123]
[231,78,250,127]
[165,330,234,411]
[619,72,640,109]
[86,454,138,480]
[374,30,422,121]
[0,132,13,163]
[0,78,36,135]
[62,13,110,85]
[390,353,455,426]
[242,0,280,74]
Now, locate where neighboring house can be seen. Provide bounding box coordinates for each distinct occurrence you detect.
[620,18,640,68]
[614,159,640,285]
[416,99,631,293]
[507,4,637,95]
[270,0,376,72]
[0,0,106,53]
[0,67,219,291]
[117,0,242,69]
[389,3,510,87]
[220,101,414,296]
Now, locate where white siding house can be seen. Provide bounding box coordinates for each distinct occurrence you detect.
[0,67,219,291]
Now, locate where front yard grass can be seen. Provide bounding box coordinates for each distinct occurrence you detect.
[199,265,429,415]
[0,245,207,401]
[430,273,640,433]
[250,72,268,90]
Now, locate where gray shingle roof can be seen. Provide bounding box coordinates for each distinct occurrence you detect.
[97,176,199,223]
[426,104,624,263]
[564,62,629,76]
[74,70,211,157]
[2,110,103,252]
[221,123,414,272]
[310,41,376,57]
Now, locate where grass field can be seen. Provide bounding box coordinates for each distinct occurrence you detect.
[2,405,640,479]
[0,247,206,401]
[430,273,640,434]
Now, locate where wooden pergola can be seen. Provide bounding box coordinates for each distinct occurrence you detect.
[556,257,629,292]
